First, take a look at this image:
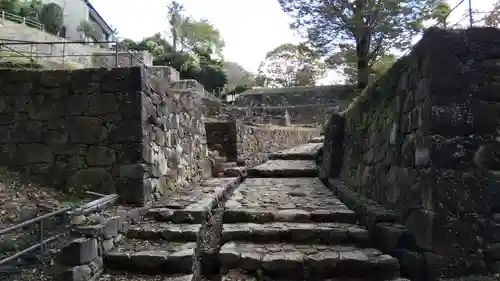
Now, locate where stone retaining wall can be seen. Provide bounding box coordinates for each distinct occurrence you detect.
[0,67,143,195]
[140,75,211,205]
[234,85,356,124]
[205,121,238,162]
[204,121,320,166]
[321,27,500,279]
[237,124,320,166]
[0,67,210,206]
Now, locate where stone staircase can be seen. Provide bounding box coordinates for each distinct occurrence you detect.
[220,143,404,281]
[96,175,242,281]
[95,140,407,281]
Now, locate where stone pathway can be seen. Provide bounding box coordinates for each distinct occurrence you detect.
[96,141,406,281]
[247,160,318,177]
[220,143,405,281]
[269,142,323,160]
[224,178,356,224]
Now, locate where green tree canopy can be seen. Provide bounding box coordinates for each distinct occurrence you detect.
[120,34,227,93]
[167,0,184,52]
[180,18,225,56]
[0,0,42,21]
[257,43,327,88]
[118,1,230,93]
[38,3,63,35]
[223,61,256,92]
[279,0,450,88]
[484,0,500,27]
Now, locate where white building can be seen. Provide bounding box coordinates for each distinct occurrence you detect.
[43,0,113,42]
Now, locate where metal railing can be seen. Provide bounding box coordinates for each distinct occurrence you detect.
[0,191,118,268]
[0,39,226,101]
[0,10,44,30]
[0,39,151,70]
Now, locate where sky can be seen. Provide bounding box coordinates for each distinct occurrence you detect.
[90,0,498,84]
[90,0,300,74]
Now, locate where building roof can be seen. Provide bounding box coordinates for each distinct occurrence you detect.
[85,0,113,35]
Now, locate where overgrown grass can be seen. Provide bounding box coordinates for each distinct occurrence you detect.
[0,50,83,70]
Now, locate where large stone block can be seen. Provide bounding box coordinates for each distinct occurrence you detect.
[67,168,115,194]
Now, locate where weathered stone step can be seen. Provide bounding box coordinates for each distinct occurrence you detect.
[247,160,317,177]
[145,177,240,223]
[97,273,193,281]
[103,239,194,274]
[220,270,409,281]
[225,178,357,224]
[145,208,206,223]
[223,222,369,246]
[220,242,400,280]
[223,208,357,224]
[126,223,200,241]
[309,136,325,143]
[269,143,323,160]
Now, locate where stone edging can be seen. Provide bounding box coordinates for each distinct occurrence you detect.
[326,178,442,281]
[193,171,246,281]
[55,205,149,281]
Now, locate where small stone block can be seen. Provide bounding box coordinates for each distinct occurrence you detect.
[56,264,92,281]
[60,238,98,266]
[103,217,121,238]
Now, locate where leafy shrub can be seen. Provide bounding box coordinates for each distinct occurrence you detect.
[38,3,63,35]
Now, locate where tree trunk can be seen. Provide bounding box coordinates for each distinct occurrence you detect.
[354,0,370,89]
[172,33,178,52]
[356,34,370,89]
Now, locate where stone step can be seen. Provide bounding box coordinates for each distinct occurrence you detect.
[96,273,193,281]
[221,269,409,281]
[126,223,200,241]
[308,136,325,143]
[145,208,207,223]
[220,242,400,280]
[124,221,368,246]
[225,178,357,224]
[222,222,370,246]
[247,160,318,178]
[269,143,323,160]
[144,177,240,223]
[223,208,357,224]
[103,239,194,274]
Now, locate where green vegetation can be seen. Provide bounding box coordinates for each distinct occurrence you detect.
[77,19,103,41]
[0,0,65,35]
[256,43,327,88]
[279,0,451,88]
[121,1,230,94]
[38,2,63,35]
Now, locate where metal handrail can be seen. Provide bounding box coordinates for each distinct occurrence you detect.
[0,38,221,99]
[0,207,71,237]
[0,44,36,65]
[0,191,118,267]
[0,10,44,31]
[0,39,155,76]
